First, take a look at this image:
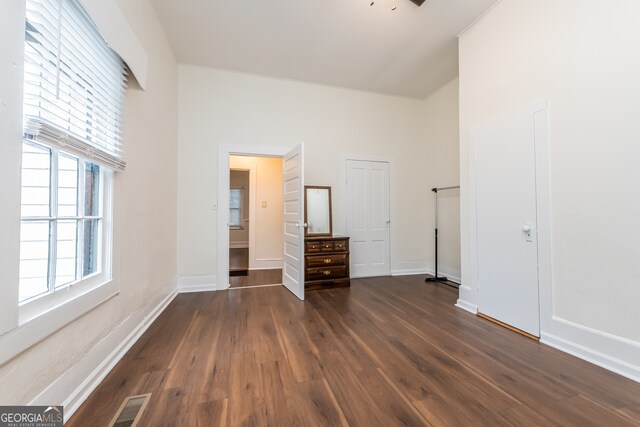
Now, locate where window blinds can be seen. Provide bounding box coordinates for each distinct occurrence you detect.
[24,0,127,172]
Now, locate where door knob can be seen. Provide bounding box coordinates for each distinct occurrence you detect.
[522,222,534,242]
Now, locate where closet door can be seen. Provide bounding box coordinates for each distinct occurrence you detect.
[346,160,390,278]
[473,106,541,337]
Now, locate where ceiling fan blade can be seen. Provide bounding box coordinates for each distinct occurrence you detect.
[409,0,427,6]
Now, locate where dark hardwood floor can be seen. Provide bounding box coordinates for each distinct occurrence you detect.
[67,276,640,426]
[229,269,282,288]
[229,247,282,287]
[229,248,249,271]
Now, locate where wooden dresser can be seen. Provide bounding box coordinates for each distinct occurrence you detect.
[304,236,350,290]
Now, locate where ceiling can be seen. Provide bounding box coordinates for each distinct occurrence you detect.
[150,0,497,98]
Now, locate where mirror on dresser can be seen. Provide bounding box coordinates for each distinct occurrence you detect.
[304,186,350,290]
[304,186,332,237]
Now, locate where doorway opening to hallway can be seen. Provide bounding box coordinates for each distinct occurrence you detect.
[228,155,284,288]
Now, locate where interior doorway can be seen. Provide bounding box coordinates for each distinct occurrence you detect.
[228,156,283,288]
[217,144,306,300]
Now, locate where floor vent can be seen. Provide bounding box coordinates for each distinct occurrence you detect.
[108,393,151,427]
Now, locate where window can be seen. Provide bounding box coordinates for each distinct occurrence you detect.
[19,142,104,302]
[19,0,126,305]
[229,188,244,229]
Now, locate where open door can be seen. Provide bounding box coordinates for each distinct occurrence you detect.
[282,145,305,300]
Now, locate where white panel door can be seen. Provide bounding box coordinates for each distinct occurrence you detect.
[473,107,540,337]
[346,160,390,278]
[282,145,305,300]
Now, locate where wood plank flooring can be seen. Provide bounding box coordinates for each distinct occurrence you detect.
[229,269,282,288]
[67,275,640,426]
[229,248,249,271]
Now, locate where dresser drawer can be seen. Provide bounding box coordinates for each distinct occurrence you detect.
[306,254,348,268]
[333,239,348,252]
[306,240,335,252]
[306,266,348,281]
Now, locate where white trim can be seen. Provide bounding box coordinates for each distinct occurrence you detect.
[252,259,284,270]
[533,106,554,334]
[391,268,429,276]
[247,266,282,271]
[0,0,25,336]
[229,241,249,249]
[228,283,283,290]
[177,274,217,293]
[217,144,293,292]
[455,298,478,314]
[0,280,119,366]
[541,316,640,383]
[247,162,257,269]
[30,282,178,422]
[390,267,461,284]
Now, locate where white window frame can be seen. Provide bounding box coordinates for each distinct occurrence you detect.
[18,140,115,325]
[229,187,244,230]
[0,155,116,366]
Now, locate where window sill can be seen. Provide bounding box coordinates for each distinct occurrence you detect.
[0,279,118,366]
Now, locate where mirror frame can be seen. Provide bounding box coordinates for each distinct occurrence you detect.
[304,186,333,237]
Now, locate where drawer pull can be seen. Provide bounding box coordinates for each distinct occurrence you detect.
[323,270,331,276]
[324,259,332,264]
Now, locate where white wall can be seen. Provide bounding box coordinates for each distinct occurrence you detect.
[0,0,25,335]
[229,155,284,268]
[424,79,461,282]
[459,0,640,380]
[177,65,453,281]
[229,169,250,246]
[0,0,178,408]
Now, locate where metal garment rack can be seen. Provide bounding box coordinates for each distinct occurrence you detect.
[425,185,460,289]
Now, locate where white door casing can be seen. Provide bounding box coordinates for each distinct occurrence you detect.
[346,160,390,278]
[282,144,305,300]
[472,104,545,337]
[217,144,298,291]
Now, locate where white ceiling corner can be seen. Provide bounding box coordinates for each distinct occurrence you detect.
[150,0,498,98]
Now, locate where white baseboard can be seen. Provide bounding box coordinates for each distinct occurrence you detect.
[229,241,248,249]
[250,259,283,270]
[391,267,461,284]
[391,268,429,276]
[455,299,478,314]
[439,273,462,284]
[177,274,217,293]
[31,283,178,422]
[541,316,640,383]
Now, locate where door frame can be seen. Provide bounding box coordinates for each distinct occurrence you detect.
[217,143,295,291]
[468,99,552,333]
[340,153,395,277]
